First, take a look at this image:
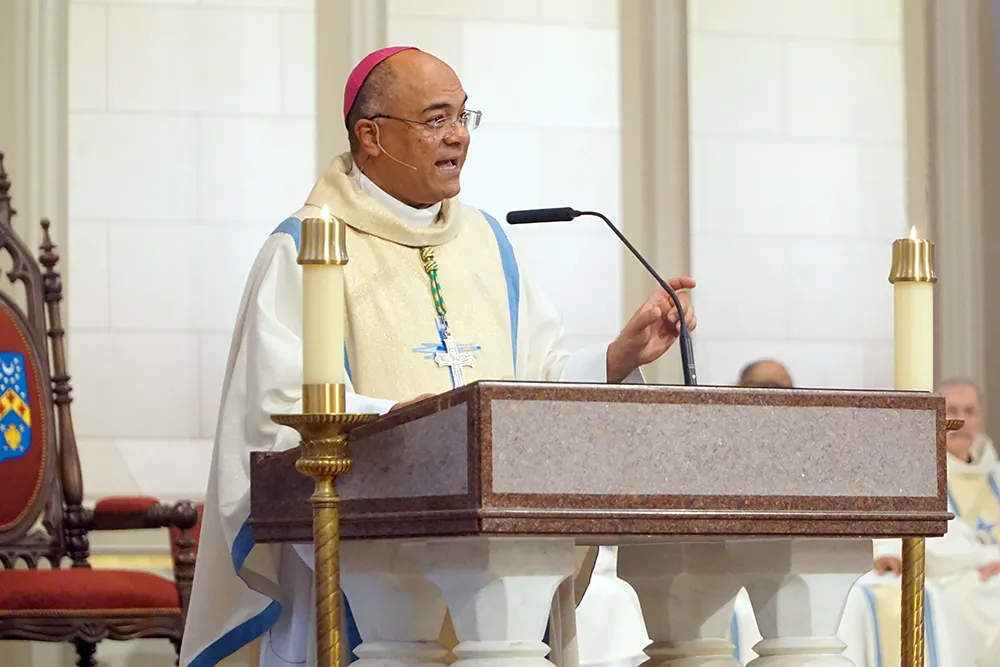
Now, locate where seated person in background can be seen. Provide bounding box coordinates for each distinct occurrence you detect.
[737,358,792,388]
[873,378,1000,666]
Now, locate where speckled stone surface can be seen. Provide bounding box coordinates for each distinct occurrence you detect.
[340,403,469,500]
[248,381,950,544]
[490,400,937,497]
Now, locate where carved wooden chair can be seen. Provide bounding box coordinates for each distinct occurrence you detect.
[0,152,200,667]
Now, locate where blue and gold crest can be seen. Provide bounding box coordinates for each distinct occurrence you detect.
[0,351,30,464]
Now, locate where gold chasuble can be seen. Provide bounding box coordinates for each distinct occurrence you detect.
[299,153,516,401]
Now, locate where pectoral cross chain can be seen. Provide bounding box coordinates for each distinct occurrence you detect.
[419,247,480,388]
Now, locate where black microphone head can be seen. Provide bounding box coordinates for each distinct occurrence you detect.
[505,207,579,224]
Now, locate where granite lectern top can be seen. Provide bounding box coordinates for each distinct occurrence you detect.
[249,381,948,544]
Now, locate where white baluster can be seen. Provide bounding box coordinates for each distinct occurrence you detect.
[618,542,742,667]
[424,537,577,667]
[726,538,870,667]
[341,540,450,667]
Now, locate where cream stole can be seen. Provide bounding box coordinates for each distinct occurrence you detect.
[341,217,516,399]
[299,152,517,400]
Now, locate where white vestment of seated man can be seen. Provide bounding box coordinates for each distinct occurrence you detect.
[872,430,1000,667]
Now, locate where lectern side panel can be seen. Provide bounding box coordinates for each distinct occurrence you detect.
[339,403,470,500]
[487,399,938,498]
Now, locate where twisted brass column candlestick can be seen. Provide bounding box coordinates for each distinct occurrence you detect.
[900,536,925,667]
[273,408,375,666]
[273,211,377,667]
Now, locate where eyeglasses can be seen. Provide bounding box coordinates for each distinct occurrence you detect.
[368,109,482,136]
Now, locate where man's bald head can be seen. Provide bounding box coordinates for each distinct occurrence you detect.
[738,359,793,389]
[939,377,987,460]
[345,50,461,153]
[345,59,399,153]
[346,49,471,208]
[939,377,984,405]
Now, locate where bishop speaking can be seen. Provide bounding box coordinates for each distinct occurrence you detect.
[179,46,697,667]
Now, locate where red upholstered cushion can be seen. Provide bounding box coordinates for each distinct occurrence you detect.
[0,568,181,617]
[93,495,160,515]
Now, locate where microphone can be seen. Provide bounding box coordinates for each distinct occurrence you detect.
[506,207,576,224]
[506,207,697,386]
[375,126,418,171]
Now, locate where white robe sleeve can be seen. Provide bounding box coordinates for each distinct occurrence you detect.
[242,232,395,443]
[180,232,400,666]
[245,233,398,572]
[517,270,643,384]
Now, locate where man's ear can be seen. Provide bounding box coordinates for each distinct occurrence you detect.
[355,119,380,158]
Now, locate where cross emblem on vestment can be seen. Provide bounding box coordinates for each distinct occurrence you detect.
[976,517,999,545]
[412,317,481,389]
[435,324,476,387]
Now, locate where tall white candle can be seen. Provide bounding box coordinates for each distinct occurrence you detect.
[890,226,936,392]
[302,266,344,385]
[300,205,346,387]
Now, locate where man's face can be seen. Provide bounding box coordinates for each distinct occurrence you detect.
[943,383,985,459]
[366,53,471,208]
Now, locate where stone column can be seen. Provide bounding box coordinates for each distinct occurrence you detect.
[314,0,387,175]
[617,542,742,667]
[341,540,450,667]
[726,538,871,666]
[977,0,1000,429]
[424,537,577,667]
[904,0,1000,438]
[0,0,68,299]
[618,0,691,386]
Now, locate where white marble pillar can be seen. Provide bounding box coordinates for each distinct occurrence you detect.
[618,542,742,667]
[424,537,577,667]
[726,538,871,666]
[0,0,67,311]
[314,0,386,174]
[341,540,450,667]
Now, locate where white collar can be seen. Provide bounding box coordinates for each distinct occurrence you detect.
[349,161,442,229]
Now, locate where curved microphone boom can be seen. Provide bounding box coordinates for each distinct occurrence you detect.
[505,207,697,386]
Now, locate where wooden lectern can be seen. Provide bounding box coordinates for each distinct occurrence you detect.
[249,380,949,665]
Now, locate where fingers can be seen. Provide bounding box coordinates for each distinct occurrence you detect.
[666,275,697,290]
[683,310,698,333]
[661,292,696,333]
[874,557,902,576]
[627,302,661,334]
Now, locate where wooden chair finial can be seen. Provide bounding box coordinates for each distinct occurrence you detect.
[0,152,14,223]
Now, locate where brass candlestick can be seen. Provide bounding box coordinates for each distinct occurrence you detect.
[273,211,378,667]
[900,417,965,667]
[272,409,375,667]
[900,536,925,667]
